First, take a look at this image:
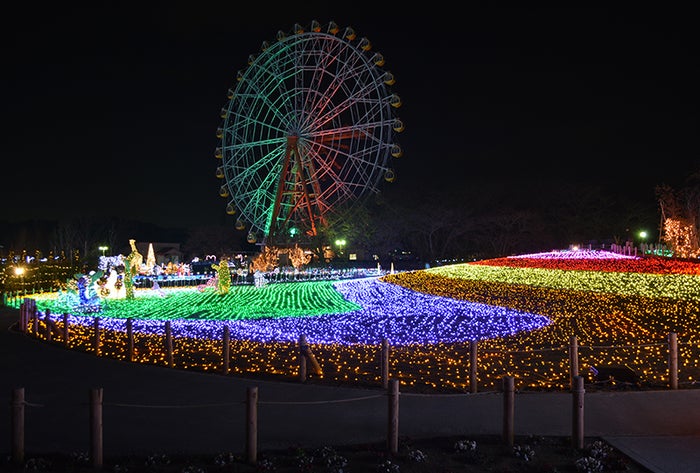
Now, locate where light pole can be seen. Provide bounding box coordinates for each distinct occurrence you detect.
[335,239,346,257]
[99,246,108,257]
[638,230,648,255]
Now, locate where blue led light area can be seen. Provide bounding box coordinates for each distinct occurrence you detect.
[59,277,550,346]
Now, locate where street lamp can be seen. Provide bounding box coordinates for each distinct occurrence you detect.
[99,246,108,257]
[637,230,648,256]
[13,266,25,294]
[335,239,346,257]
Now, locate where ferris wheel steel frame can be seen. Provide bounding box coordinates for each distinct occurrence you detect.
[216,20,403,246]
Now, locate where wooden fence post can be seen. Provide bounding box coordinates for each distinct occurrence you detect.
[93,317,101,356]
[469,340,478,393]
[126,318,134,362]
[63,313,69,347]
[246,386,258,464]
[298,335,308,382]
[571,375,585,450]
[11,387,25,465]
[19,299,23,329]
[223,325,230,374]
[300,335,322,376]
[18,300,26,333]
[20,299,25,331]
[387,379,399,455]
[90,387,103,469]
[668,332,678,390]
[502,376,515,447]
[381,338,390,389]
[44,309,52,342]
[569,335,579,389]
[165,321,174,368]
[32,301,38,335]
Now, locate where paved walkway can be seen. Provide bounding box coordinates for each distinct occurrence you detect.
[1,306,699,472]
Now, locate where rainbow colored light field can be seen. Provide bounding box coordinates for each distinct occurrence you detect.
[16,249,700,392]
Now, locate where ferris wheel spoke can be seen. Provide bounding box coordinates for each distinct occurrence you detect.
[306,145,383,204]
[237,72,295,129]
[311,120,389,147]
[308,86,387,135]
[297,40,382,133]
[229,144,282,181]
[301,137,388,195]
[232,149,280,186]
[298,59,353,130]
[308,126,389,172]
[229,107,287,139]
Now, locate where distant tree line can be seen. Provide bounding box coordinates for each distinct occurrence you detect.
[3,173,698,268]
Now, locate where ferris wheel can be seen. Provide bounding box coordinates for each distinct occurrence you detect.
[215,20,403,245]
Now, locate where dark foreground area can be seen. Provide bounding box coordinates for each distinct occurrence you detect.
[1,434,650,472]
[4,305,699,472]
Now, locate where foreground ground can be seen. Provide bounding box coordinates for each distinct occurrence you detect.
[1,434,651,472]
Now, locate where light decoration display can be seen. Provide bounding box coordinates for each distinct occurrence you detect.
[210,257,231,295]
[209,278,547,345]
[251,246,280,272]
[54,271,103,313]
[476,250,700,275]
[507,249,638,260]
[663,217,700,259]
[24,279,548,344]
[428,260,700,301]
[287,244,312,269]
[16,248,700,392]
[146,243,156,273]
[124,239,144,300]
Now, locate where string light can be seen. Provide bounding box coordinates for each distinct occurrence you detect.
[15,248,700,391]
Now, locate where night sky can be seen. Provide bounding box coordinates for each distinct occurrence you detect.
[3,4,698,230]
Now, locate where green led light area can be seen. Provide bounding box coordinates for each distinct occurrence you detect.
[36,281,362,321]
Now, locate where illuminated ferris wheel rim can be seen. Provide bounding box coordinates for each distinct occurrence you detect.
[216,20,403,245]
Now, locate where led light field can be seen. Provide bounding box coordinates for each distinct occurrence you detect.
[17,250,700,392]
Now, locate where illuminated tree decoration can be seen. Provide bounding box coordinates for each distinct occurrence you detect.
[656,182,700,258]
[288,244,312,269]
[251,246,279,273]
[663,218,700,259]
[146,243,156,273]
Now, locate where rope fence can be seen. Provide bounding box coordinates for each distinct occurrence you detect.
[9,376,592,468]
